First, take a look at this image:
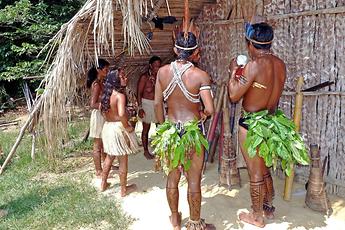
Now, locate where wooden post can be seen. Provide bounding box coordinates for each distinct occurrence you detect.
[283,76,304,201]
[31,131,36,160]
[0,97,43,175]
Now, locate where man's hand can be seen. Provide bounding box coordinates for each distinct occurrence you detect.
[138,108,145,118]
[199,110,208,122]
[229,58,239,73]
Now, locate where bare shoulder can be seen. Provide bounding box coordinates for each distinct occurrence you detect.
[158,64,171,73]
[275,56,286,69]
[139,73,148,82]
[157,64,171,79]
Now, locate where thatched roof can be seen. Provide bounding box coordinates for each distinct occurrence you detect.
[37,0,215,155]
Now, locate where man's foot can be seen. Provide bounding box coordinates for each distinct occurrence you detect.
[169,212,182,230]
[100,181,111,192]
[185,219,216,230]
[263,204,275,219]
[121,184,137,197]
[239,211,265,228]
[144,151,154,160]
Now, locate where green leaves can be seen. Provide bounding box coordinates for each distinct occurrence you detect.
[0,0,84,82]
[151,120,208,175]
[243,109,310,176]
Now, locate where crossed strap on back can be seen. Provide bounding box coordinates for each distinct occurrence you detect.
[163,61,200,103]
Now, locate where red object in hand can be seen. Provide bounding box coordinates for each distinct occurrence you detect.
[235,67,244,79]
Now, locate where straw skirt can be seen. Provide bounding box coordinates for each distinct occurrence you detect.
[102,121,141,156]
[141,98,157,123]
[89,109,105,138]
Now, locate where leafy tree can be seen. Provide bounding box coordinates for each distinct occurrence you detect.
[0,0,85,82]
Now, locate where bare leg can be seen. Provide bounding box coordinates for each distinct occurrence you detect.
[167,168,182,230]
[101,154,116,191]
[186,149,215,230]
[93,138,103,177]
[118,155,137,197]
[100,140,106,162]
[142,122,154,159]
[263,169,275,219]
[238,126,266,228]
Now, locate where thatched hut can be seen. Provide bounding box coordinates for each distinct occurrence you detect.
[2,0,344,199]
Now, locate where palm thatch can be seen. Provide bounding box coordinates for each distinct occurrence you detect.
[38,0,157,157]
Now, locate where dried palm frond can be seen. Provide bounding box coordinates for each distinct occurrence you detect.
[36,0,156,157]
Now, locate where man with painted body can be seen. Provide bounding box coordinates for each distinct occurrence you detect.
[154,32,215,230]
[228,22,286,228]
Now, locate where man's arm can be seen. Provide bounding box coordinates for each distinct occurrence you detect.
[154,69,165,124]
[137,74,146,118]
[228,61,257,102]
[137,74,147,107]
[90,83,101,109]
[199,72,215,117]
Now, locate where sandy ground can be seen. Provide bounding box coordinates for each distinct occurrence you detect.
[92,147,345,230]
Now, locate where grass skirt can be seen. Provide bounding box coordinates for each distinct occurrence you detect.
[102,121,141,156]
[89,109,105,138]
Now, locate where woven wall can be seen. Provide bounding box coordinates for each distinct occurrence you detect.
[198,0,345,197]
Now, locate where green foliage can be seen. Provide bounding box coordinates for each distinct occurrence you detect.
[243,110,310,176]
[0,0,85,81]
[0,127,132,229]
[151,120,209,174]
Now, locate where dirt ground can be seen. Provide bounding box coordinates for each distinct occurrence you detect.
[92,147,345,230]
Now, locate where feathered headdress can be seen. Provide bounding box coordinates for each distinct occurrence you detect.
[172,0,200,50]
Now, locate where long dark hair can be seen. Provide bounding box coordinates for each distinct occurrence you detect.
[175,32,198,60]
[101,70,122,113]
[86,58,110,88]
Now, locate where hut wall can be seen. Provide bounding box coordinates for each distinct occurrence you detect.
[198,0,345,197]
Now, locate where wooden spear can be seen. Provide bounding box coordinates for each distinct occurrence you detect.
[283,76,304,200]
[204,84,225,169]
[0,97,43,175]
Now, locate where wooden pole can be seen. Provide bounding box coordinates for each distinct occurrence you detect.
[204,84,225,168]
[0,97,43,175]
[31,131,36,160]
[284,76,304,201]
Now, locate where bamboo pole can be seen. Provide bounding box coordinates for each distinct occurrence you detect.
[0,97,43,175]
[284,76,304,201]
[282,91,345,96]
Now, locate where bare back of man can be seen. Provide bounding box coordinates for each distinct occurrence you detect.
[228,22,286,228]
[155,49,214,229]
[240,55,286,113]
[157,64,212,122]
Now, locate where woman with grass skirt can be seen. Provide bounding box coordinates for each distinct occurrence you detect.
[87,59,110,177]
[152,31,215,230]
[228,20,309,228]
[100,69,140,197]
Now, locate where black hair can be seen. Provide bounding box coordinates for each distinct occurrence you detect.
[149,56,162,65]
[175,32,198,60]
[101,70,123,113]
[245,23,274,50]
[86,58,110,88]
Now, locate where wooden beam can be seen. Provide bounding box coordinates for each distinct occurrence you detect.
[199,6,345,25]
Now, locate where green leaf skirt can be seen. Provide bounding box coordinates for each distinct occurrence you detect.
[151,119,209,175]
[243,109,310,176]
